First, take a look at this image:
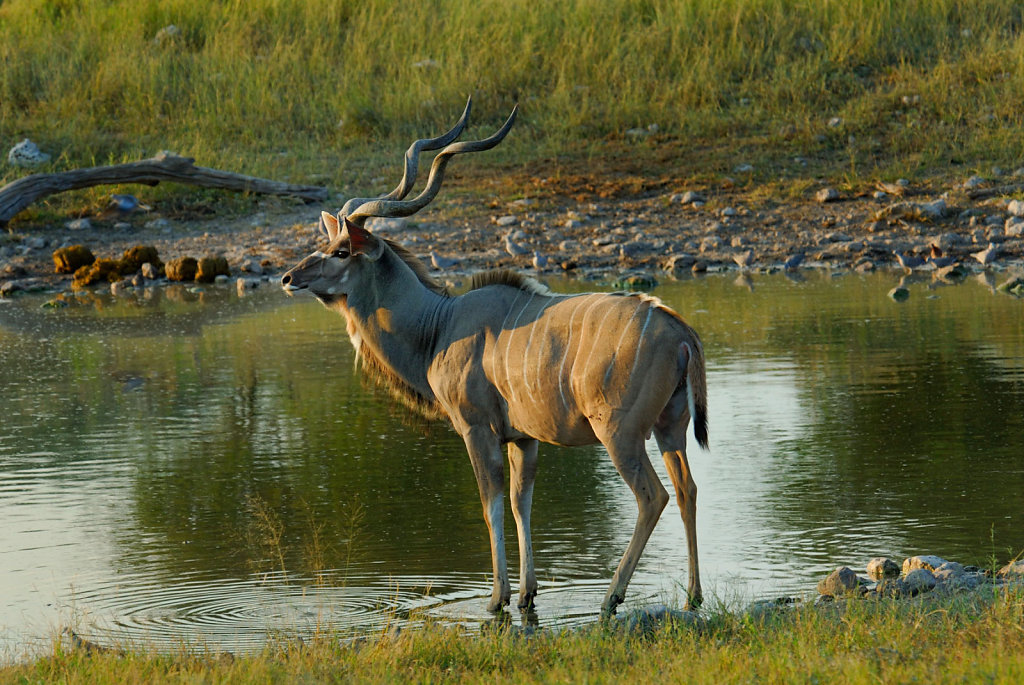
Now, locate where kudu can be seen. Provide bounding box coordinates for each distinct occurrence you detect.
[281,99,710,615]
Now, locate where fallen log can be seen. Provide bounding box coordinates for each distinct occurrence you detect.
[0,151,329,227]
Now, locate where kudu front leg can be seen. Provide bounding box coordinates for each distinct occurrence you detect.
[463,428,511,612]
[508,438,539,611]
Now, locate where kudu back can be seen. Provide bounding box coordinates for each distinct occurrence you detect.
[281,98,710,615]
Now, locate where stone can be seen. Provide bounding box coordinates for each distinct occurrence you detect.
[241,258,264,275]
[903,569,937,595]
[365,217,407,233]
[902,555,949,574]
[855,260,876,273]
[141,262,160,279]
[866,557,901,580]
[932,561,965,581]
[867,220,887,233]
[1005,217,1024,237]
[963,175,986,189]
[119,245,162,275]
[144,218,172,231]
[72,258,122,288]
[917,199,947,218]
[681,191,705,204]
[165,256,198,282]
[817,566,861,597]
[195,256,230,283]
[662,254,696,271]
[876,578,909,599]
[66,218,92,231]
[7,139,51,167]
[495,215,518,227]
[52,245,95,274]
[618,605,705,635]
[110,280,132,297]
[997,560,1024,578]
[1007,199,1024,217]
[816,188,840,203]
[619,242,653,259]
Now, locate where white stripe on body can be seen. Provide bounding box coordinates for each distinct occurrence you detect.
[628,303,654,379]
[556,294,600,411]
[565,295,608,407]
[522,295,562,395]
[502,292,537,403]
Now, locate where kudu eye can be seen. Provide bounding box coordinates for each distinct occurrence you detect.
[333,249,350,259]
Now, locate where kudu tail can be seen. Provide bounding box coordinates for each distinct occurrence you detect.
[682,333,709,450]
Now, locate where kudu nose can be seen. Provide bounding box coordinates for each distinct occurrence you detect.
[281,273,291,286]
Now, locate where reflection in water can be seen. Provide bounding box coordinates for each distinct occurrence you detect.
[0,272,1022,655]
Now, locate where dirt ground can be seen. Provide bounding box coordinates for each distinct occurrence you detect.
[2,166,1024,296]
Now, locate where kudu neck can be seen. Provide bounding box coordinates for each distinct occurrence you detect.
[341,249,451,397]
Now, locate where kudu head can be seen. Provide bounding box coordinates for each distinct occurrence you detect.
[281,97,518,304]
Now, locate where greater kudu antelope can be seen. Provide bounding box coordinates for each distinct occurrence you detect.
[281,99,710,615]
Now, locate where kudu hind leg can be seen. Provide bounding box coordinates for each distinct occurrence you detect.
[508,439,539,610]
[654,420,702,610]
[600,433,669,616]
[463,429,511,612]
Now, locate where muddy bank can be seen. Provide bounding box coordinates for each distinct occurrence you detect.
[2,174,1024,296]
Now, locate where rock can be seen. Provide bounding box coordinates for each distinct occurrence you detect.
[816,188,840,203]
[141,262,160,279]
[196,256,230,283]
[66,218,92,231]
[918,199,947,218]
[236,277,260,296]
[495,215,518,227]
[817,566,861,597]
[903,569,937,595]
[52,245,95,274]
[241,258,264,275]
[618,605,705,635]
[110,280,132,297]
[165,256,198,282]
[721,207,738,217]
[0,280,22,296]
[7,139,51,167]
[876,578,909,599]
[827,117,843,128]
[680,191,705,205]
[144,218,173,232]
[866,557,901,580]
[932,561,965,581]
[971,243,999,265]
[1007,199,1024,217]
[1005,217,1024,237]
[365,217,407,233]
[867,220,887,233]
[902,555,949,574]
[935,263,967,280]
[611,274,657,291]
[855,260,876,273]
[997,560,1024,578]
[72,258,122,288]
[662,254,696,271]
[888,285,909,302]
[825,231,852,243]
[120,245,162,275]
[963,175,986,189]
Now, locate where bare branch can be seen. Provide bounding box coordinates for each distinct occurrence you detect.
[0,151,328,227]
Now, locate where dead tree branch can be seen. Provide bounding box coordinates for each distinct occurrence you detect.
[0,152,329,227]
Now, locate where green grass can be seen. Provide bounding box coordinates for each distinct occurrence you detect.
[3,588,1023,683]
[2,0,1024,216]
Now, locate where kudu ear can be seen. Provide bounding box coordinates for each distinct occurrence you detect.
[343,217,384,260]
[321,211,341,241]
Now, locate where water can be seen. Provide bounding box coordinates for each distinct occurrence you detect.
[1,272,1022,656]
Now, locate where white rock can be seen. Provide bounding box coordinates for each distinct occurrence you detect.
[733,164,754,173]
[66,218,92,231]
[963,175,986,189]
[902,555,949,574]
[495,215,518,227]
[827,117,843,128]
[918,199,947,218]
[7,139,51,167]
[365,216,407,233]
[1007,199,1024,217]
[816,188,840,203]
[1005,217,1024,237]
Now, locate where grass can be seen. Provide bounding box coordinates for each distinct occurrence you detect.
[2,588,1023,683]
[2,0,1024,219]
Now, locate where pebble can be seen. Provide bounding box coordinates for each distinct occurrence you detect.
[866,557,901,580]
[816,188,840,203]
[66,218,92,231]
[1007,199,1024,217]
[495,215,518,227]
[817,567,861,597]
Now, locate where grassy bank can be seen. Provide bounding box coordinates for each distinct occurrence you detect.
[3,588,1023,683]
[2,0,1024,210]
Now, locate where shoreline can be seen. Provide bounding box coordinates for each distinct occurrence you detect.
[2,174,1024,297]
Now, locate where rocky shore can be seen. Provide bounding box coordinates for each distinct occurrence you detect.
[3,174,1024,298]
